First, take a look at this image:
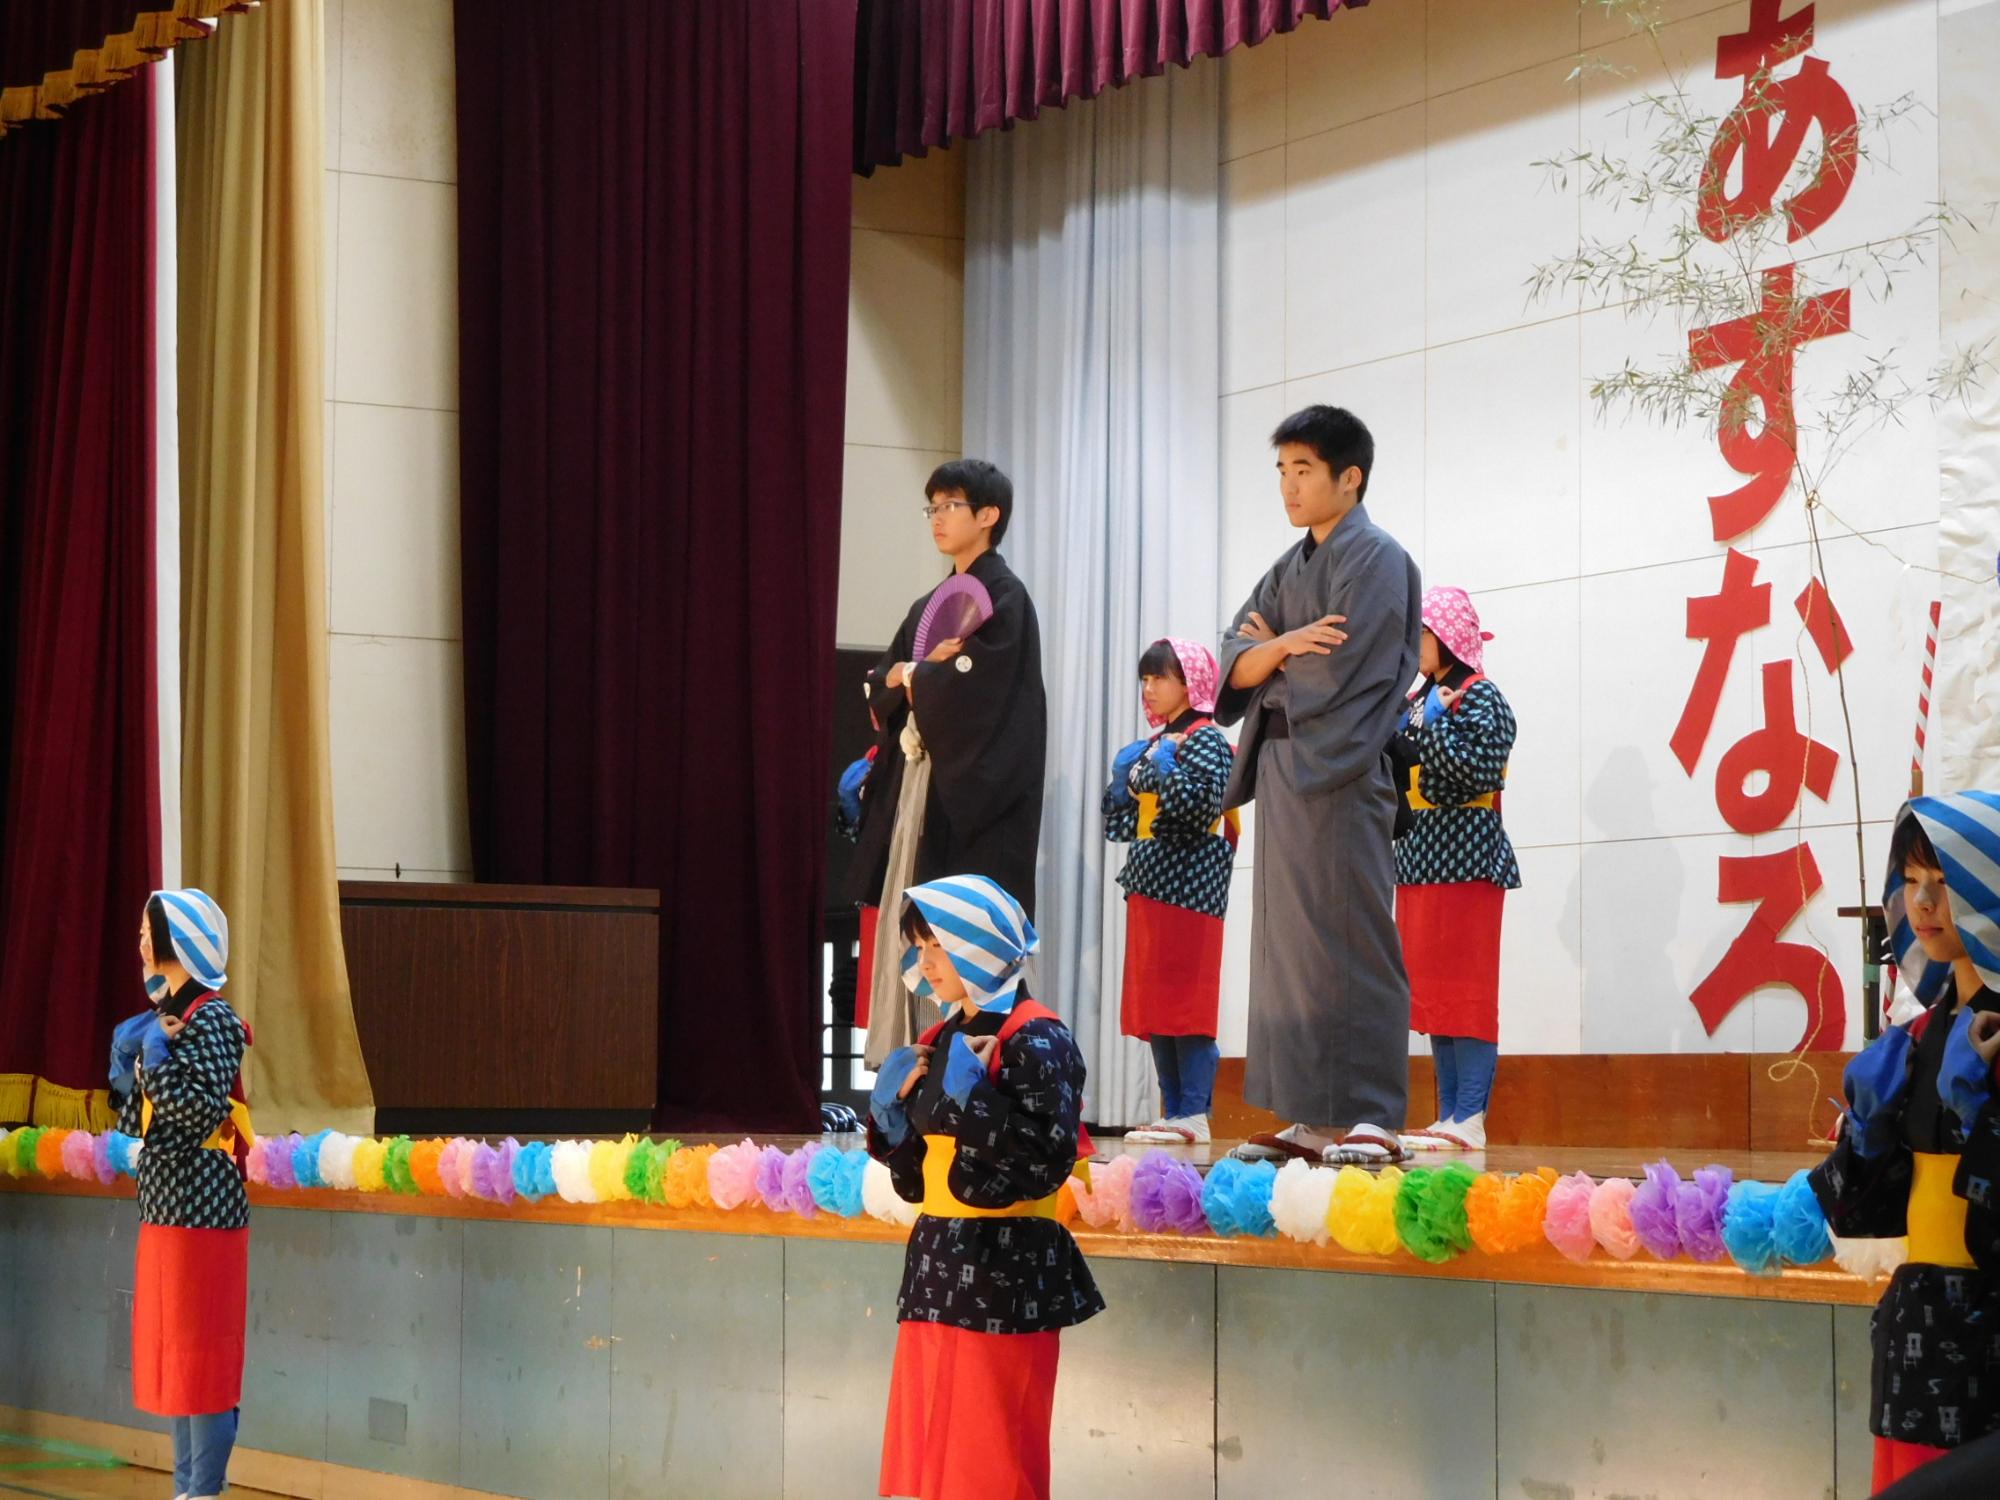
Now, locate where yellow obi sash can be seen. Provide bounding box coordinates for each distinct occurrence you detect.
[1406,763,1507,813]
[1134,792,1241,843]
[141,1096,256,1157]
[1907,1151,1976,1268]
[920,1134,1059,1220]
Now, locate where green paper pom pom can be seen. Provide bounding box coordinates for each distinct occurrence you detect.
[624,1139,656,1201]
[15,1126,45,1175]
[384,1135,417,1195]
[643,1139,682,1205]
[1394,1163,1478,1263]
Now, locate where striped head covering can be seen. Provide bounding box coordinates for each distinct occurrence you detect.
[1885,791,2000,1003]
[899,875,1039,1013]
[151,888,229,992]
[1144,638,1220,727]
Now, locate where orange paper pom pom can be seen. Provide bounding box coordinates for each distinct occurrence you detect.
[1493,1168,1559,1253]
[408,1138,449,1196]
[1055,1180,1080,1226]
[1465,1172,1507,1253]
[663,1143,718,1208]
[36,1127,71,1179]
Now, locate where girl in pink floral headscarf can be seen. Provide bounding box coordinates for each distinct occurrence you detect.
[1393,587,1520,1153]
[1103,639,1239,1144]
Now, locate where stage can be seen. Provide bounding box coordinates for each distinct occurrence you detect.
[4,1131,1880,1499]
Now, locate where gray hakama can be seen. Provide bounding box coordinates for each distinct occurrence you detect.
[1216,502,1422,1129]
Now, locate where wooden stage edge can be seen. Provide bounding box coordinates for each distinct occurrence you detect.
[1,1142,1875,1309]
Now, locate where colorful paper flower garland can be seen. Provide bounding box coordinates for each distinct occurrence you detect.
[0,1126,1853,1276]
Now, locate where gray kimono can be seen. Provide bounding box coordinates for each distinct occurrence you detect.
[1216,502,1422,1128]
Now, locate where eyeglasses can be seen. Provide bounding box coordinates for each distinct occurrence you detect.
[920,500,971,520]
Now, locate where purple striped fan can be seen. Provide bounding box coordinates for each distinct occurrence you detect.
[913,575,994,661]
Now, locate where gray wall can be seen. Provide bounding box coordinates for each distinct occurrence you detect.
[0,1193,1873,1498]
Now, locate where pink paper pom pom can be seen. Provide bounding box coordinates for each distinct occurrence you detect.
[245,1137,271,1186]
[755,1145,790,1211]
[783,1142,823,1217]
[62,1131,97,1182]
[1589,1176,1641,1260]
[435,1139,467,1198]
[92,1131,116,1184]
[1069,1153,1136,1230]
[1542,1171,1597,1262]
[708,1139,762,1211]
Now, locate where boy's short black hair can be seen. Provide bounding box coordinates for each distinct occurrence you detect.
[1271,405,1373,502]
[925,458,1014,547]
[1890,814,1942,876]
[1137,640,1185,682]
[899,899,936,948]
[146,896,177,967]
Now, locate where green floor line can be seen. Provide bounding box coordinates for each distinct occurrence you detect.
[0,1437,121,1466]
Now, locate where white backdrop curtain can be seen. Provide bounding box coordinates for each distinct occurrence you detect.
[963,61,1223,1127]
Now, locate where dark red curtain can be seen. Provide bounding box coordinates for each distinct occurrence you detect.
[0,2,170,88]
[456,3,853,1132]
[854,0,1373,171]
[0,72,162,1126]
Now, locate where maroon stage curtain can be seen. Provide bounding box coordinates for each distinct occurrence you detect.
[853,0,1373,171]
[0,73,162,1127]
[456,3,853,1133]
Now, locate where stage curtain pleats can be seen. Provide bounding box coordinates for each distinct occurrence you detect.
[455,1,854,1133]
[177,0,374,1134]
[0,72,164,1128]
[0,0,250,139]
[853,0,1371,171]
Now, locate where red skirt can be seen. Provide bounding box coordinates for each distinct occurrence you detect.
[1872,1437,1947,1491]
[133,1223,248,1416]
[1397,881,1504,1043]
[880,1321,1059,1500]
[856,905,880,1030]
[1120,893,1223,1041]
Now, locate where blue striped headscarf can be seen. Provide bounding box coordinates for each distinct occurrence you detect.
[1885,791,2000,1002]
[899,875,1039,1013]
[152,888,230,992]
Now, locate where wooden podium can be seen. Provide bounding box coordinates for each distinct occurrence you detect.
[339,882,660,1134]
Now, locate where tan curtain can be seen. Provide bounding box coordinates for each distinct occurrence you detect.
[176,0,373,1134]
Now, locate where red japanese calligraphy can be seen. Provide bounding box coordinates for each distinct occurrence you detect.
[1690,844,1845,1049]
[1688,265,1851,541]
[1672,549,1772,774]
[1714,659,1840,834]
[1701,1,1857,242]
[1793,576,1854,672]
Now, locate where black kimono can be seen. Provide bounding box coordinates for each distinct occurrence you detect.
[846,549,1047,919]
[865,1006,1103,1335]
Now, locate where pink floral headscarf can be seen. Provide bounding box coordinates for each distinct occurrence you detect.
[1421,587,1493,673]
[1144,638,1219,726]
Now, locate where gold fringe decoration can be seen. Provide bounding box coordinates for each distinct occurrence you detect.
[0,1,255,138]
[0,1074,117,1130]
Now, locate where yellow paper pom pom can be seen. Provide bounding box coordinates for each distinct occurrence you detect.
[590,1136,638,1203]
[1327,1165,1404,1256]
[36,1127,71,1179]
[410,1138,448,1196]
[353,1137,389,1195]
[1465,1172,1508,1253]
[662,1142,718,1208]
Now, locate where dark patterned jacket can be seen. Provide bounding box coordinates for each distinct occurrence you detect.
[1103,718,1235,920]
[114,989,250,1231]
[866,1005,1104,1335]
[1394,677,1522,889]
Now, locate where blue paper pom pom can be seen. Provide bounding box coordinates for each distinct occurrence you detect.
[837,1151,870,1218]
[514,1140,556,1202]
[1202,1157,1278,1239]
[1773,1168,1833,1266]
[807,1144,848,1214]
[105,1131,142,1177]
[1721,1179,1782,1276]
[293,1129,332,1190]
